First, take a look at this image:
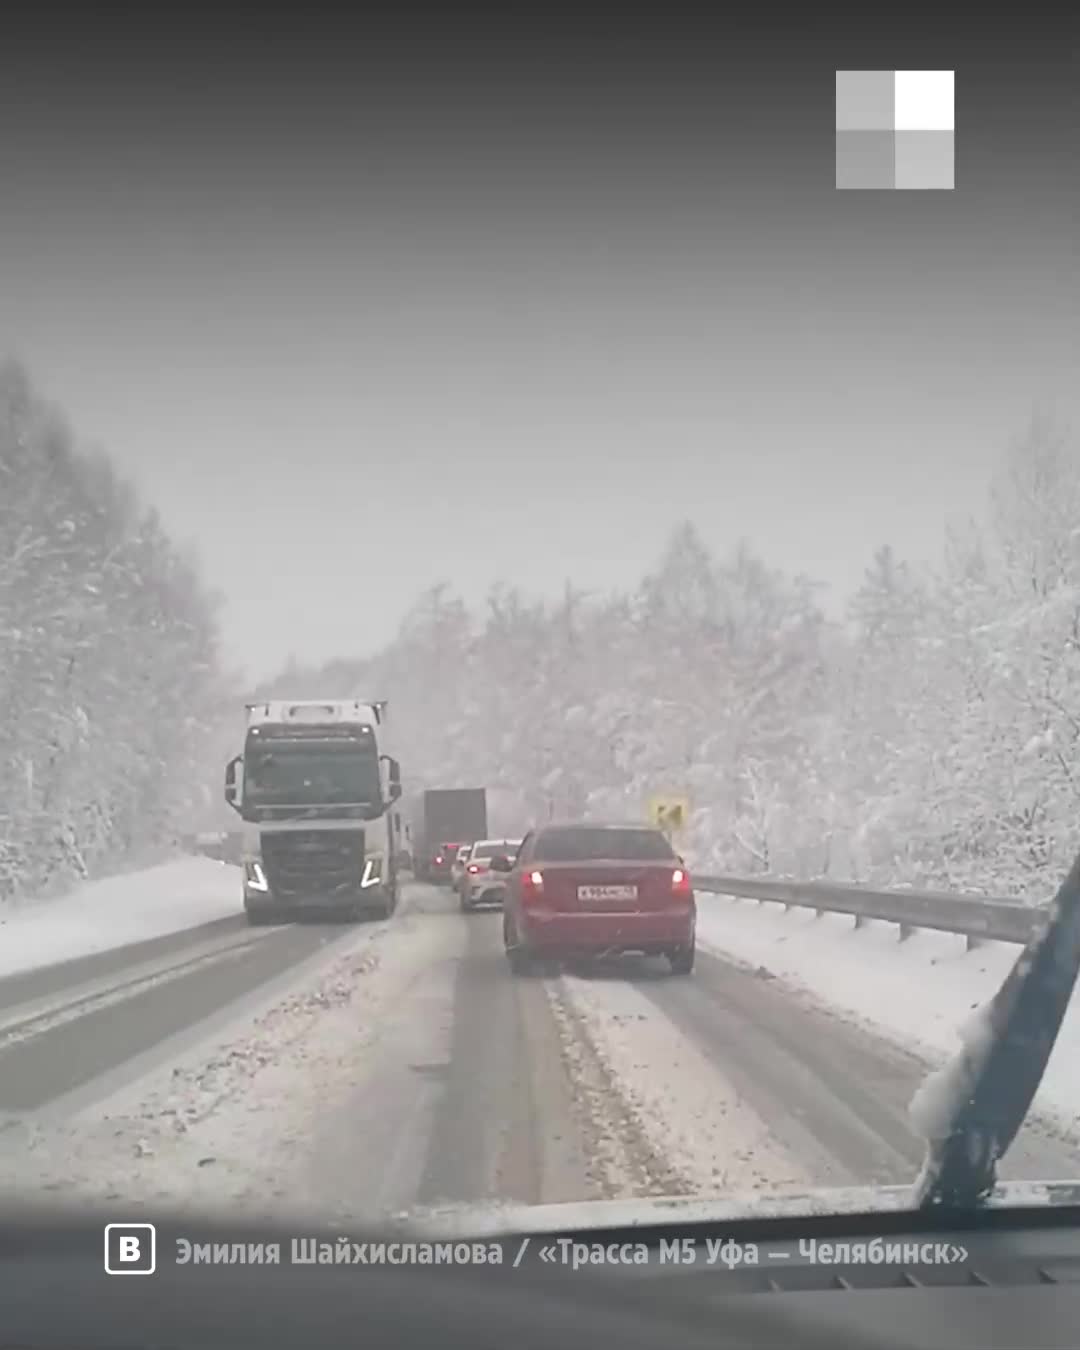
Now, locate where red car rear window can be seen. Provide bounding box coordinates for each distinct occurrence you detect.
[533,828,674,862]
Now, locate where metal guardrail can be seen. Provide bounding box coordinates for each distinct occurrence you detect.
[694,873,1046,948]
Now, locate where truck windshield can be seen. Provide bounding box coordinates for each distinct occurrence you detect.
[244,743,381,806]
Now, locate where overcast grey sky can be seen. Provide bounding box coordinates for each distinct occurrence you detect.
[2,7,1076,679]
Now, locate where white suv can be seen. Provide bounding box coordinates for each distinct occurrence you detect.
[459,839,522,911]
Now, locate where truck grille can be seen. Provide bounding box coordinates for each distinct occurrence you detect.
[260,830,366,899]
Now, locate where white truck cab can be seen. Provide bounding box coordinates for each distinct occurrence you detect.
[224,699,403,924]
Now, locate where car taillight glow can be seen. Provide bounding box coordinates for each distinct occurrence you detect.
[435,855,444,865]
[522,869,544,902]
[672,867,691,896]
[467,863,480,874]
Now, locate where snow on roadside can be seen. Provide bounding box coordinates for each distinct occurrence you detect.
[0,899,459,1221]
[554,972,813,1196]
[695,897,1080,1137]
[0,858,243,978]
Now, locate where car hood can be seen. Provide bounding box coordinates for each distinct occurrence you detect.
[398,1180,1080,1239]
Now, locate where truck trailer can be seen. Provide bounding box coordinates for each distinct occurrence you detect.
[410,788,488,884]
[224,699,403,924]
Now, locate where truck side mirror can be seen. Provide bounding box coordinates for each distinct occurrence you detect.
[224,755,243,813]
[383,756,402,800]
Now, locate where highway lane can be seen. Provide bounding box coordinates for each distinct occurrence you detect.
[2,881,1079,1222]
[0,911,373,1114]
[626,948,1080,1187]
[301,885,600,1220]
[0,915,248,1014]
[301,885,1080,1220]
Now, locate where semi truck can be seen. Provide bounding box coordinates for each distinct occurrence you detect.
[224,699,403,924]
[410,788,488,884]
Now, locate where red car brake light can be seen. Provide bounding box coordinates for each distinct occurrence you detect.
[521,869,544,903]
[467,863,480,874]
[435,855,444,865]
[672,867,691,897]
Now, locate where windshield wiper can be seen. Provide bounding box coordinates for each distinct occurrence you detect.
[910,849,1080,1208]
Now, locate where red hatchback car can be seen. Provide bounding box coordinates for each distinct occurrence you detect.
[492,823,696,976]
[428,841,465,886]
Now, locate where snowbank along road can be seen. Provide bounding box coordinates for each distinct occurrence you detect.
[1,878,1079,1224]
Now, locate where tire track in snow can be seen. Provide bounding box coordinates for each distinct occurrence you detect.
[543,974,687,1200]
[547,965,812,1198]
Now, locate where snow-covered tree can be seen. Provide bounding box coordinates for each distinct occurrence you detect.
[0,361,226,898]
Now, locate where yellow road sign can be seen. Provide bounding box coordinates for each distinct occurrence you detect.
[648,795,690,835]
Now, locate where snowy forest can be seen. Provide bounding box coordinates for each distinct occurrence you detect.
[4,360,1080,903]
[0,363,226,899]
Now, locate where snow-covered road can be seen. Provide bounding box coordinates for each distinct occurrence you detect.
[1,880,1079,1227]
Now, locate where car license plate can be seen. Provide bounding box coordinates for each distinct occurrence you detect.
[577,884,637,902]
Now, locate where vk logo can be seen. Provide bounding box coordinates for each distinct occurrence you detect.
[104,1223,156,1275]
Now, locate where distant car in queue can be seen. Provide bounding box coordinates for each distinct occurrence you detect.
[429,841,465,886]
[459,838,522,912]
[495,822,695,976]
